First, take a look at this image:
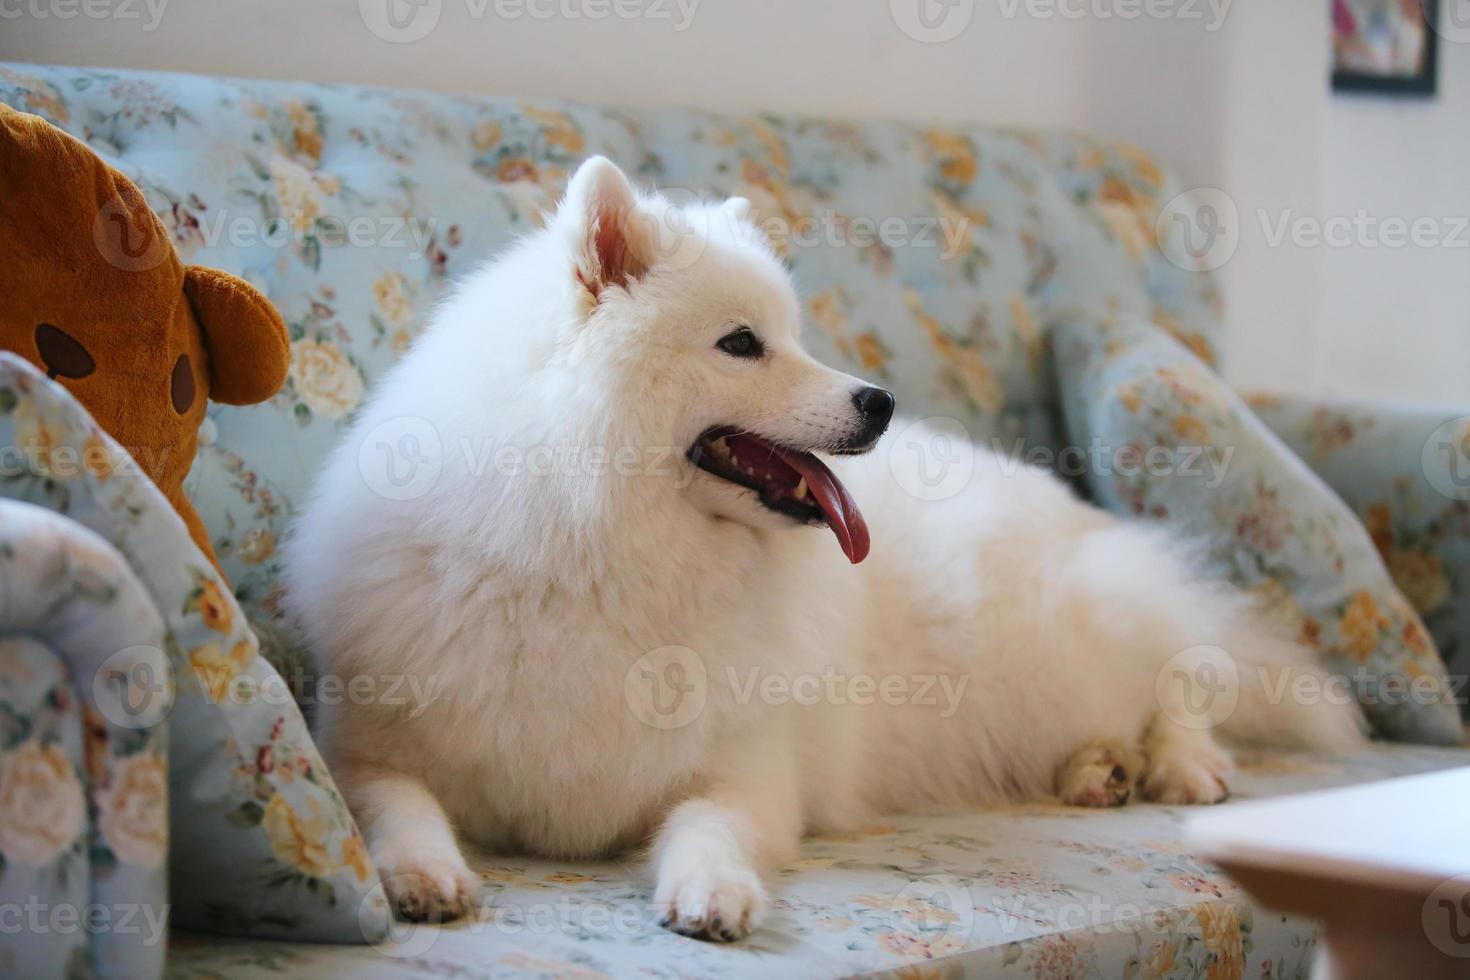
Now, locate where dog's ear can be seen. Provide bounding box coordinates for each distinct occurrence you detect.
[560,156,651,299]
[724,196,754,223]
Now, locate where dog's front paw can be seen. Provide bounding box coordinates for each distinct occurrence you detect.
[377,851,481,923]
[655,859,768,942]
[1142,744,1232,805]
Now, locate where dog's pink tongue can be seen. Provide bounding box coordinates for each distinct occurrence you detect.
[777,448,870,565]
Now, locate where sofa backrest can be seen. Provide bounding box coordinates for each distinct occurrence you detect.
[0,63,1222,623]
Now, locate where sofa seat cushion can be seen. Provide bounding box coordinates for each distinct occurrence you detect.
[165,744,1470,979]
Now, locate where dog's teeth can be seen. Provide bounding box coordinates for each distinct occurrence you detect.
[709,437,731,461]
[794,478,808,499]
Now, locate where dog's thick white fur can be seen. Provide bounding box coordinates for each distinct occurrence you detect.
[285,157,1364,940]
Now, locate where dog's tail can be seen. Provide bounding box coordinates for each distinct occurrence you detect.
[1072,522,1368,752]
[1150,532,1368,751]
[1213,613,1368,751]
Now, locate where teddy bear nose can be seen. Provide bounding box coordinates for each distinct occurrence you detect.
[34,323,96,381]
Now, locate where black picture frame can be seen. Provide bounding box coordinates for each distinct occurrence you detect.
[1332,0,1440,96]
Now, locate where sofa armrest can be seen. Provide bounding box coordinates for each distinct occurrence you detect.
[1247,393,1470,682]
[0,500,169,979]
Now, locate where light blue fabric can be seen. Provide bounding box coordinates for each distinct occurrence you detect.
[163,745,1470,979]
[0,62,1222,645]
[1252,393,1470,708]
[0,356,389,949]
[0,62,1466,979]
[0,501,168,979]
[1053,315,1464,745]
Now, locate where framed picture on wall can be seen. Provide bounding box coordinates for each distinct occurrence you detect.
[1332,0,1439,95]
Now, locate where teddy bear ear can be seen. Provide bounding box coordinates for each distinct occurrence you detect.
[183,266,290,405]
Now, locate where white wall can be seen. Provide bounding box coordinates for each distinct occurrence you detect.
[0,0,1101,124]
[2,0,1464,404]
[1316,25,1470,405]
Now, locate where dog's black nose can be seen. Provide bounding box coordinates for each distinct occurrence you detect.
[854,386,895,427]
[853,386,895,435]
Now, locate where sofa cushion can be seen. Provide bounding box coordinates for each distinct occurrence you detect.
[1249,393,1470,722]
[0,501,169,979]
[1053,316,1463,745]
[0,354,388,942]
[0,63,1222,649]
[163,744,1470,978]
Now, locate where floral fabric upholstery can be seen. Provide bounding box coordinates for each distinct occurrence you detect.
[0,501,168,979]
[0,62,1221,652]
[0,356,388,946]
[164,744,1470,979]
[2,62,1469,978]
[1053,316,1463,746]
[1250,394,1470,715]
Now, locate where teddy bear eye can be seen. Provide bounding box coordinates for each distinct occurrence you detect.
[171,354,196,414]
[34,323,96,381]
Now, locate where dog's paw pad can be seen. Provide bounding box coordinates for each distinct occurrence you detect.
[1057,740,1141,808]
[378,854,481,923]
[655,862,767,942]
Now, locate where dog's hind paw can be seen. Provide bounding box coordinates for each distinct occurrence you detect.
[1142,747,1232,805]
[655,859,768,942]
[1057,739,1143,808]
[1140,715,1233,805]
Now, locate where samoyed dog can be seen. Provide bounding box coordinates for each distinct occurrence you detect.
[285,156,1362,940]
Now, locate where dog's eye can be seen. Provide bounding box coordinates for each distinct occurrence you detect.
[716,327,764,359]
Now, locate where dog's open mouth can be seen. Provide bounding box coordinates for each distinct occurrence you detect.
[689,427,870,564]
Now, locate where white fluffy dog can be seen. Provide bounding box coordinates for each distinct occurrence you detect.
[284,157,1363,941]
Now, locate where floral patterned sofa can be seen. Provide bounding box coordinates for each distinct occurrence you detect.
[2,63,1468,978]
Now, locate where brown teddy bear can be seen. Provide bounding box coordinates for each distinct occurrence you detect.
[0,104,290,573]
